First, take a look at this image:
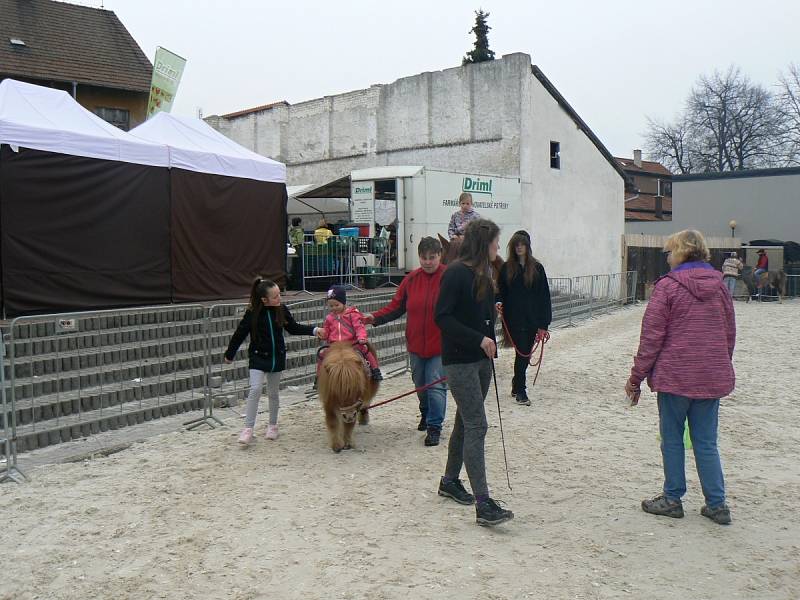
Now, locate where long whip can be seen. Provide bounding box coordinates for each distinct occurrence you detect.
[490,357,512,491]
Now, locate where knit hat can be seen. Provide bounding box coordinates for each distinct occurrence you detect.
[513,229,532,245]
[327,285,347,305]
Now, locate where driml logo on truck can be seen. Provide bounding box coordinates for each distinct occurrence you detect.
[354,185,372,194]
[462,177,493,195]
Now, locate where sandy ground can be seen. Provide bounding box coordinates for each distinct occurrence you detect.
[2,300,799,600]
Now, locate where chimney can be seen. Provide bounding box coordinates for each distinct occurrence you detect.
[633,149,643,168]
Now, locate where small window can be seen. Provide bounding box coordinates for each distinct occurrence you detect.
[95,107,130,131]
[550,141,560,169]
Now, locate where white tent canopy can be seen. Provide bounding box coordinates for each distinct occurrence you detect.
[287,184,349,215]
[0,78,169,167]
[130,112,285,183]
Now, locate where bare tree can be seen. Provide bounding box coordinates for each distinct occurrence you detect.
[645,66,786,172]
[777,63,800,165]
[645,116,694,174]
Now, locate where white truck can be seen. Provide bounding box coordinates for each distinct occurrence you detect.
[348,166,523,271]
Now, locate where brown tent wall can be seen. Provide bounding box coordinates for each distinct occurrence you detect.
[169,169,287,302]
[0,145,171,316]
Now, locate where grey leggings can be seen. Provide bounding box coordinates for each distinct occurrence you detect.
[443,359,492,497]
[245,370,281,427]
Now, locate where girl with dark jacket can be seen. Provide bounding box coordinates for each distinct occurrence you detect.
[225,277,323,445]
[497,230,552,405]
[434,218,514,527]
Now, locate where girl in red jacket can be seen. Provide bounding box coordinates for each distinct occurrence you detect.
[322,285,382,380]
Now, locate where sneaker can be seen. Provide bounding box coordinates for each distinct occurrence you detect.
[515,390,531,406]
[265,424,279,440]
[475,497,514,526]
[701,503,731,525]
[371,367,384,381]
[641,493,684,518]
[238,427,254,445]
[417,414,427,431]
[438,477,475,505]
[424,427,441,447]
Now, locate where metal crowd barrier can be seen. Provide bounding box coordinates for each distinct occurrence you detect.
[1,272,638,483]
[1,305,208,482]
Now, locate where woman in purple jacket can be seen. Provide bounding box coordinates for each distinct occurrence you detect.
[626,229,736,525]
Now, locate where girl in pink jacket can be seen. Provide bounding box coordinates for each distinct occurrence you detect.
[626,229,735,526]
[323,285,382,380]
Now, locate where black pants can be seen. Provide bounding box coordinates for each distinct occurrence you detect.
[511,328,536,394]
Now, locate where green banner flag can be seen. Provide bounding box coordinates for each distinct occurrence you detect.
[146,46,187,118]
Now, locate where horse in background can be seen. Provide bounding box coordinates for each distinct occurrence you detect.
[317,342,379,452]
[741,265,787,302]
[438,234,504,282]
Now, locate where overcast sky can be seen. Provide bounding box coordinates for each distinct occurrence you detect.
[104,0,799,159]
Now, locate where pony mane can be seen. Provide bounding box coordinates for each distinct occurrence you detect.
[318,343,368,407]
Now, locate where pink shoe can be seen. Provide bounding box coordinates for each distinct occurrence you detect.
[238,427,254,445]
[265,424,279,440]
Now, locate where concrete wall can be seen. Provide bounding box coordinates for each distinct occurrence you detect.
[208,53,624,276]
[629,172,800,241]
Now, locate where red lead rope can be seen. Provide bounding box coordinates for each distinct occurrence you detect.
[499,312,548,387]
[368,376,448,410]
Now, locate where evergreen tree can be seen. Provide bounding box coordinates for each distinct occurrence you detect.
[463,9,495,65]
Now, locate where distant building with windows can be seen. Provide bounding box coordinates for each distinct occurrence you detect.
[617,151,673,228]
[0,0,152,130]
[207,53,626,276]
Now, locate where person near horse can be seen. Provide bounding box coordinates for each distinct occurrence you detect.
[754,249,769,297]
[288,217,305,289]
[322,285,383,381]
[625,229,735,525]
[364,237,447,446]
[496,230,552,406]
[721,251,743,297]
[225,277,325,445]
[435,218,514,527]
[447,192,481,240]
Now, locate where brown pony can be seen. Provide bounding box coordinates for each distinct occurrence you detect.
[438,233,504,282]
[317,342,379,452]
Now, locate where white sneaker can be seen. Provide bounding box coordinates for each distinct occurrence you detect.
[238,427,254,445]
[265,424,279,440]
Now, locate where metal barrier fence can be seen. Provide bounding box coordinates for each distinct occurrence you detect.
[560,272,637,326]
[1,272,637,483]
[1,305,208,483]
[292,234,394,293]
[784,274,800,298]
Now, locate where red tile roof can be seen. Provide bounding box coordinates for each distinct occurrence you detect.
[625,193,672,222]
[221,101,290,119]
[0,0,152,92]
[615,157,672,176]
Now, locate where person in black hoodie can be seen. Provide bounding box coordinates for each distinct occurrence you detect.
[434,218,514,527]
[497,230,552,406]
[225,277,324,445]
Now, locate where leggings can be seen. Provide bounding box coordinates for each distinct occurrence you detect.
[245,370,281,427]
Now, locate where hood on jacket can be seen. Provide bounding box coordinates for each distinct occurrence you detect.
[666,263,724,301]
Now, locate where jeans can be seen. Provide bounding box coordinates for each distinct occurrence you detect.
[657,392,726,508]
[444,359,492,497]
[723,276,737,296]
[409,353,447,429]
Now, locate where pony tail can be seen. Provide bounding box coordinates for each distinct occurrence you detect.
[249,276,264,310]
[249,276,266,340]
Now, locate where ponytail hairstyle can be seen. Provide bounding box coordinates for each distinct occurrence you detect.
[248,277,285,340]
[504,230,539,288]
[457,218,500,301]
